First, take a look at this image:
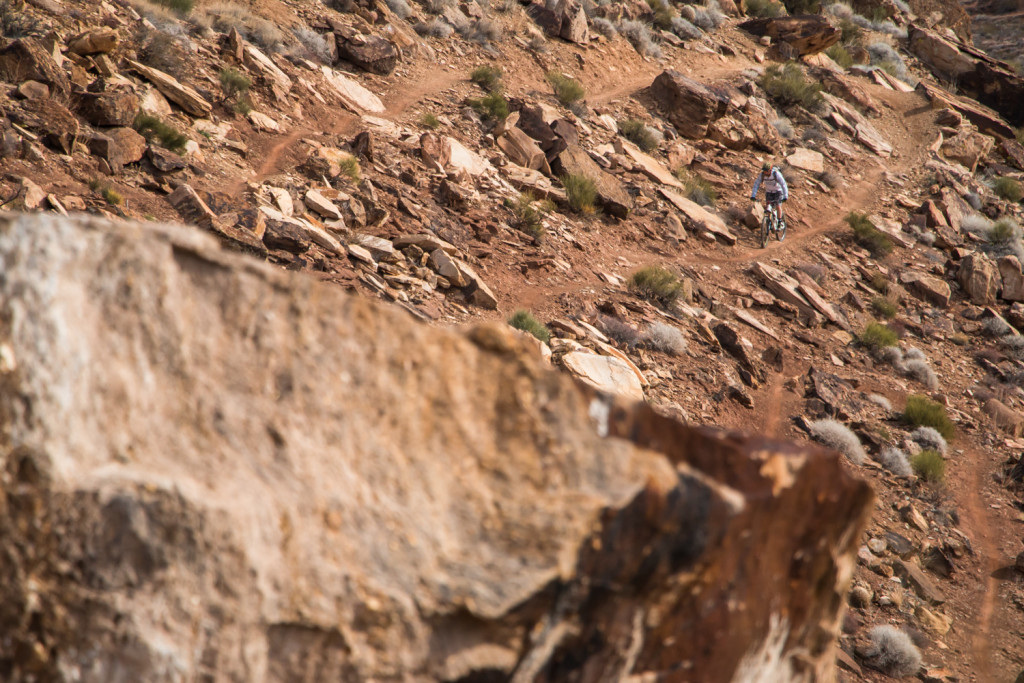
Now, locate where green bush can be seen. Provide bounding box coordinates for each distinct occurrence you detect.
[339,155,361,183]
[508,310,551,343]
[219,68,251,98]
[470,65,502,91]
[677,168,717,207]
[630,266,682,306]
[869,272,889,293]
[871,296,897,319]
[860,321,898,350]
[988,217,1018,243]
[133,114,187,153]
[561,173,597,214]
[155,0,194,14]
[745,0,786,16]
[101,187,123,205]
[993,176,1022,202]
[420,112,440,129]
[507,193,546,242]
[781,0,819,13]
[619,119,660,152]
[760,62,824,111]
[233,98,252,115]
[902,394,955,440]
[910,449,946,483]
[846,211,894,256]
[546,71,585,107]
[826,44,854,68]
[467,91,509,121]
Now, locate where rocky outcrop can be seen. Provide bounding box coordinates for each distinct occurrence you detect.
[649,70,729,139]
[959,252,999,305]
[738,16,840,57]
[0,213,872,682]
[526,0,589,43]
[908,24,1024,127]
[553,144,633,218]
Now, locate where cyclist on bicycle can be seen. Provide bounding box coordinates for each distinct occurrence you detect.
[750,161,788,226]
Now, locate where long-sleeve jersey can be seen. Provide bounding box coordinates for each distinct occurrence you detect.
[750,167,788,201]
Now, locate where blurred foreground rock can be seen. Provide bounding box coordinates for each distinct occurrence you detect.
[0,214,872,682]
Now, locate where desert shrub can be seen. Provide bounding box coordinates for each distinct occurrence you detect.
[467,91,509,121]
[546,71,585,107]
[414,18,454,37]
[94,185,123,205]
[464,18,502,44]
[871,296,897,319]
[630,266,682,306]
[745,0,786,16]
[385,0,412,19]
[876,447,912,476]
[642,322,688,355]
[904,347,925,362]
[420,112,440,129]
[670,16,702,39]
[647,0,676,28]
[338,155,361,183]
[902,394,955,440]
[561,173,598,214]
[820,170,841,188]
[508,310,551,343]
[993,176,1023,202]
[771,116,794,138]
[911,426,947,455]
[137,30,188,77]
[863,626,921,677]
[868,393,892,410]
[592,17,617,36]
[693,0,726,30]
[846,211,894,256]
[902,358,939,389]
[507,193,546,242]
[292,26,333,63]
[878,344,903,367]
[470,65,503,90]
[867,42,912,82]
[982,316,1014,337]
[860,322,898,350]
[809,419,866,464]
[619,119,662,152]
[911,449,946,483]
[826,44,854,68]
[219,68,251,98]
[134,114,187,153]
[1,0,42,36]
[781,0,819,12]
[233,98,252,115]
[202,2,285,52]
[961,213,992,236]
[676,168,717,207]
[426,0,456,13]
[989,217,1020,243]
[154,0,194,13]
[795,262,825,283]
[618,19,662,58]
[760,62,824,111]
[600,316,641,348]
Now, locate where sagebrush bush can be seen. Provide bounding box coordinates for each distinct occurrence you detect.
[745,0,786,16]
[693,0,726,30]
[643,322,688,355]
[592,17,617,36]
[670,16,702,39]
[676,168,717,207]
[420,112,440,129]
[219,68,251,98]
[809,419,866,464]
[993,177,1022,203]
[983,316,1014,337]
[911,426,947,454]
[618,19,662,58]
[911,449,946,483]
[414,18,454,38]
[546,71,585,107]
[202,2,285,52]
[902,394,955,440]
[904,346,926,362]
[467,91,509,121]
[961,213,992,236]
[619,119,662,152]
[871,296,897,319]
[600,316,641,348]
[292,26,333,63]
[630,266,682,306]
[989,217,1020,243]
[902,358,939,389]
[846,211,894,256]
[771,117,794,138]
[339,155,361,183]
[868,41,912,83]
[863,625,922,677]
[876,447,912,477]
[868,393,892,411]
[134,114,187,153]
[860,322,898,351]
[561,173,597,214]
[782,0,819,13]
[508,310,551,343]
[470,65,503,91]
[760,63,824,111]
[155,0,194,13]
[463,18,502,44]
[826,44,854,68]
[507,193,545,242]
[385,0,412,19]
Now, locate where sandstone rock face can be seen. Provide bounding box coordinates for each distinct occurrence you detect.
[0,214,872,683]
[738,16,840,57]
[959,252,999,305]
[940,127,994,172]
[649,70,729,139]
[77,90,140,127]
[1000,255,1024,302]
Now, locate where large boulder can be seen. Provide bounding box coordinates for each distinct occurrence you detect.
[0,212,873,683]
[649,70,729,139]
[959,252,999,305]
[336,31,398,75]
[940,126,995,172]
[0,38,70,96]
[552,144,633,218]
[999,255,1024,302]
[7,98,79,154]
[76,90,140,127]
[738,16,840,57]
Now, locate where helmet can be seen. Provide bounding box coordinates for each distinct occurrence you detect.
[761,162,772,171]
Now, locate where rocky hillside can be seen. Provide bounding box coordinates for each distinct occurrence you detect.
[1,0,1024,679]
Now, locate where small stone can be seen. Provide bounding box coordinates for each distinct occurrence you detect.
[868,538,887,555]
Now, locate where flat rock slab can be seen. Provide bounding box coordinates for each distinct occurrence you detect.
[128,60,211,117]
[562,351,645,401]
[320,66,385,113]
[786,147,824,173]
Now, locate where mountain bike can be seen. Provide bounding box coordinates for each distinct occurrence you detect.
[759,201,787,248]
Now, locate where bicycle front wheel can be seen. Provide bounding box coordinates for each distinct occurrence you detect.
[760,212,770,248]
[777,214,787,242]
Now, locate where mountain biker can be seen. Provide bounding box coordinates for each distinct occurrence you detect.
[750,162,788,227]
